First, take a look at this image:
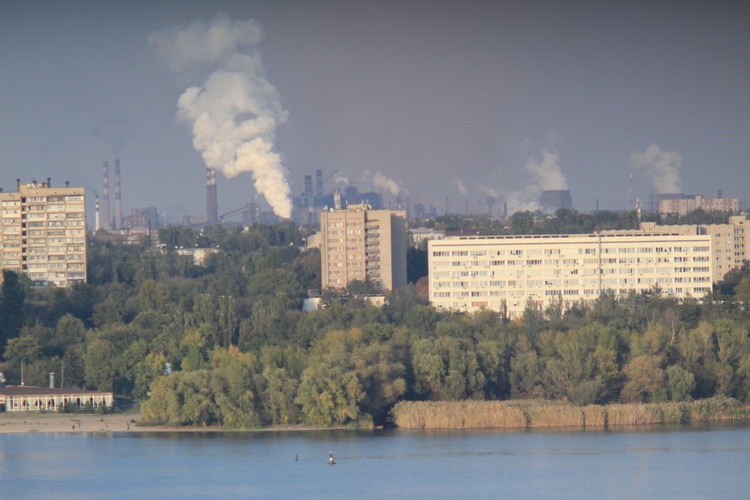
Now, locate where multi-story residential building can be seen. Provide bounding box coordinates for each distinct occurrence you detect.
[658,195,739,216]
[428,232,713,318]
[0,180,86,287]
[637,216,749,283]
[321,204,406,291]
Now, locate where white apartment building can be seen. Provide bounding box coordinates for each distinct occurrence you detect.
[321,205,407,291]
[0,181,86,287]
[428,233,713,318]
[637,216,749,283]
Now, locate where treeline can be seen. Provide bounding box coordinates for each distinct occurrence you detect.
[0,219,749,429]
[416,208,736,237]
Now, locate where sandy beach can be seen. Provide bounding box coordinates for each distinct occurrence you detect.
[0,412,213,434]
[0,412,342,434]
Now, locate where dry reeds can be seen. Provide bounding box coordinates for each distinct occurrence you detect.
[391,397,750,430]
[391,401,526,430]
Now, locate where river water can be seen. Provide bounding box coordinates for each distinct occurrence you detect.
[1,422,749,499]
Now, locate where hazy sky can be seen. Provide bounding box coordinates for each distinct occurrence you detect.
[1,1,748,222]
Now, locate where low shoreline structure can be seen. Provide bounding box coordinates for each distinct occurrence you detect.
[391,397,750,430]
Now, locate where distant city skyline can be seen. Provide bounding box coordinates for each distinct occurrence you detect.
[2,1,748,223]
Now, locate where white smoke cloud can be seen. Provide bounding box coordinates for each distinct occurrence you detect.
[502,185,542,214]
[150,14,292,218]
[525,149,568,190]
[363,170,409,197]
[479,185,498,198]
[456,179,468,197]
[630,144,682,194]
[333,175,349,185]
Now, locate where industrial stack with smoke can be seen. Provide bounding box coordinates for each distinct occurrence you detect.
[150,14,292,220]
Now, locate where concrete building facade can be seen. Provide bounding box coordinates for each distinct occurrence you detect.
[428,232,713,318]
[658,195,739,216]
[638,216,749,283]
[0,181,86,287]
[321,205,406,291]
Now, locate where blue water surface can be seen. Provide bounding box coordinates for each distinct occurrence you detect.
[1,422,749,499]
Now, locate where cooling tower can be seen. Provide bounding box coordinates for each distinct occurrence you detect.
[540,190,573,212]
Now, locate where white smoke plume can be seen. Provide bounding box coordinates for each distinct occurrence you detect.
[455,179,468,197]
[364,170,409,197]
[525,149,568,190]
[630,144,682,194]
[333,175,349,185]
[479,185,498,198]
[150,14,292,218]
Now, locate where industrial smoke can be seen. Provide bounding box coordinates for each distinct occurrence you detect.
[525,149,568,191]
[150,14,292,218]
[630,144,682,194]
[368,170,409,197]
[456,179,469,197]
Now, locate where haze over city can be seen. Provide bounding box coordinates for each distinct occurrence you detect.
[1,1,748,223]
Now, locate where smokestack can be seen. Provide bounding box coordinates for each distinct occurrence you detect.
[206,167,218,224]
[95,196,100,231]
[114,159,122,230]
[102,161,110,230]
[316,169,323,199]
[65,181,69,187]
[504,201,507,217]
[16,178,20,192]
[49,372,54,389]
[465,197,468,215]
[334,189,342,210]
[47,177,51,188]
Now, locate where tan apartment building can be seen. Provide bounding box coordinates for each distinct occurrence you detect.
[321,204,406,291]
[0,180,86,287]
[428,232,713,318]
[658,195,739,216]
[635,215,749,283]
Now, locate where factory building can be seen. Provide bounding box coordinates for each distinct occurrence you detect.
[321,204,407,291]
[0,179,86,287]
[428,232,713,318]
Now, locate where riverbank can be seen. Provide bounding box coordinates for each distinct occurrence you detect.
[391,397,750,430]
[0,411,346,435]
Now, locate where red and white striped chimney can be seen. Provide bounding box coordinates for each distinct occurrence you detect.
[102,161,110,230]
[114,159,122,230]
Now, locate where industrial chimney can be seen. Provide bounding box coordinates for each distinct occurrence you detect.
[315,169,323,199]
[206,167,218,225]
[102,161,110,230]
[334,189,342,210]
[114,159,122,230]
[95,196,100,231]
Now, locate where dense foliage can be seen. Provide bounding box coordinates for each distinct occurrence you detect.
[1,216,749,428]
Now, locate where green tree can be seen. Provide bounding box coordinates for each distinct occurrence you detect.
[621,355,665,403]
[0,270,26,355]
[84,338,117,391]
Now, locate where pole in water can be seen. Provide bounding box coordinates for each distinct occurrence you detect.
[295,454,298,462]
[328,451,336,465]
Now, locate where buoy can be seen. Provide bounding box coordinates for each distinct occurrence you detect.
[328,451,336,465]
[295,454,298,462]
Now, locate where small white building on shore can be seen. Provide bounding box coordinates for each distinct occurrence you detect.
[0,386,114,412]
